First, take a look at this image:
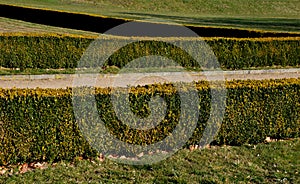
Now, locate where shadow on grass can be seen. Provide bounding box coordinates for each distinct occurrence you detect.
[120,12,300,36]
[1,4,300,38]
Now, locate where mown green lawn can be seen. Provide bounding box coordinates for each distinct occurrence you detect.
[0,0,299,32]
[1,138,299,183]
[1,0,299,18]
[0,17,100,36]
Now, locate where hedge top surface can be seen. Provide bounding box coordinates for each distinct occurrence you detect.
[0,78,299,98]
[1,32,300,41]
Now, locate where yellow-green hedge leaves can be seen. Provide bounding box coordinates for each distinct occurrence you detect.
[0,79,299,165]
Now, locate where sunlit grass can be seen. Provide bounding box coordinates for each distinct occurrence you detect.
[0,0,299,32]
[1,138,299,183]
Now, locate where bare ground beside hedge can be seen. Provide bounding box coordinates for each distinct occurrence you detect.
[0,69,299,89]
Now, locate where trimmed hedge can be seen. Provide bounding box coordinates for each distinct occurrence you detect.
[0,79,299,165]
[0,33,299,70]
[0,34,93,70]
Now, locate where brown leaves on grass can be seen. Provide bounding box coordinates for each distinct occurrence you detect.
[265,137,278,143]
[20,162,48,174]
[0,162,49,176]
[19,163,29,174]
[97,153,105,162]
[189,144,212,151]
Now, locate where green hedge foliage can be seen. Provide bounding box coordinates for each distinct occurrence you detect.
[0,34,299,70]
[0,79,299,165]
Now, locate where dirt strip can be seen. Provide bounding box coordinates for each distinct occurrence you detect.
[0,68,299,89]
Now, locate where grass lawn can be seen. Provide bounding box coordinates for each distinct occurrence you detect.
[0,17,99,36]
[0,0,299,32]
[1,138,299,183]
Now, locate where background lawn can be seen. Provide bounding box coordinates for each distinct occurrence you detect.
[0,0,299,32]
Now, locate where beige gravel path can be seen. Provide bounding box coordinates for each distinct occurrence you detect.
[0,68,299,89]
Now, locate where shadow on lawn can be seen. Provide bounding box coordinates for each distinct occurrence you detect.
[0,4,300,38]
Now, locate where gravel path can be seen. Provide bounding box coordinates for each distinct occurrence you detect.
[0,68,299,89]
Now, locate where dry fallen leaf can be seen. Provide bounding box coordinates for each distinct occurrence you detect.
[189,145,195,151]
[29,162,35,168]
[204,144,211,149]
[0,169,6,175]
[20,163,29,174]
[35,162,48,170]
[119,155,126,159]
[98,153,105,162]
[137,152,144,158]
[265,137,272,142]
[265,137,277,143]
[108,154,118,159]
[161,151,168,154]
[34,162,43,168]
